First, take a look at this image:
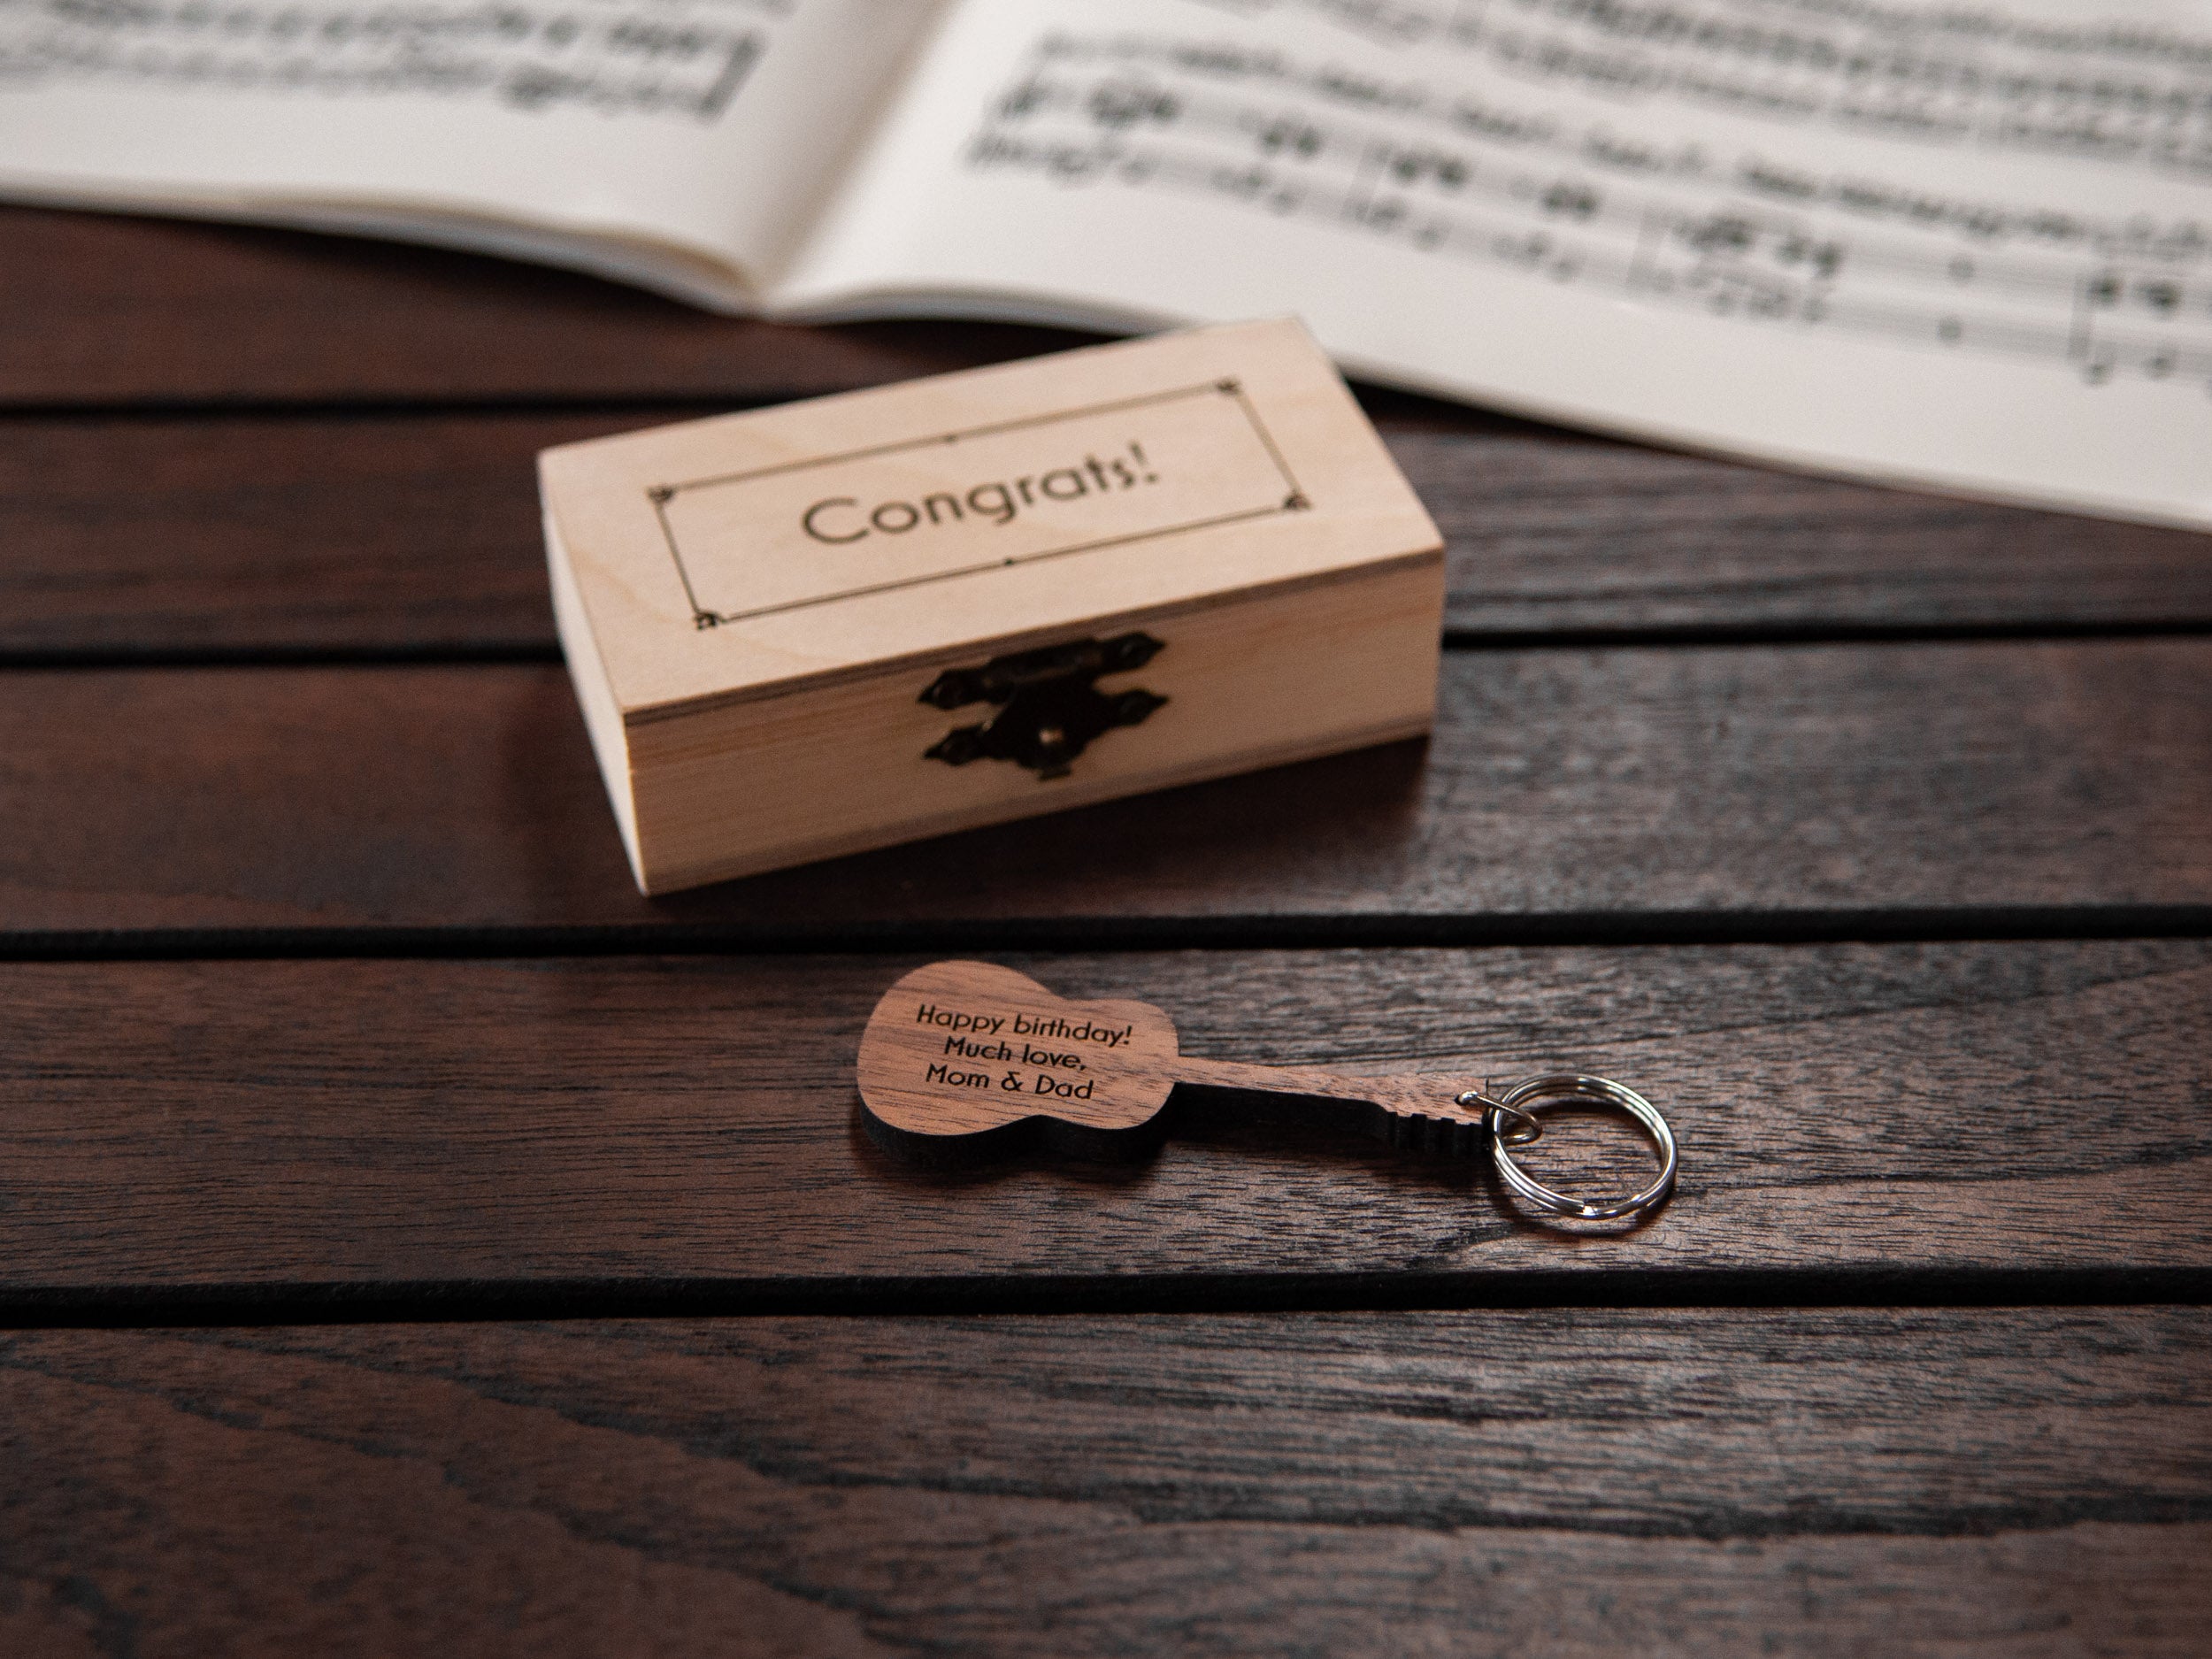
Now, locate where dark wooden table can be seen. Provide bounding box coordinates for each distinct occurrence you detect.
[4,203,2209,1656]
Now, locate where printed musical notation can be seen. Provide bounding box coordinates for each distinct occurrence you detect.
[1204,0,2212,180]
[967,29,2212,391]
[0,0,787,119]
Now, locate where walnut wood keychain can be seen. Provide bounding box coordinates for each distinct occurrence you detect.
[857,960,1677,1222]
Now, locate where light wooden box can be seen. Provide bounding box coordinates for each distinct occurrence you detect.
[540,319,1444,895]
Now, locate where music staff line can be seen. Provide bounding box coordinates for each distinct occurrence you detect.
[1001,53,2212,309]
[1202,0,2212,108]
[1017,35,2212,260]
[0,0,776,119]
[968,118,2212,387]
[1194,0,2212,180]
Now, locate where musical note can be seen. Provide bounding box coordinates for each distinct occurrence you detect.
[1777,234,1843,280]
[1088,81,1179,131]
[1540,180,1597,219]
[1258,117,1325,157]
[1000,80,1049,120]
[1384,146,1471,190]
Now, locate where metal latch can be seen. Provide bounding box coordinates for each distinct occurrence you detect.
[919,632,1167,780]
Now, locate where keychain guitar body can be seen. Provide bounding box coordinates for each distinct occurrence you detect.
[856,961,1678,1222]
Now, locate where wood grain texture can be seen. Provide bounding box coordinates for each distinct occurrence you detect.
[1398,424,2212,637]
[4,1310,2208,1655]
[1,943,2205,1297]
[0,205,1082,408]
[3,641,2208,938]
[11,199,2205,1653]
[9,410,2212,657]
[0,411,605,655]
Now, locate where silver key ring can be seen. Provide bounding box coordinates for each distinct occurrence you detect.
[1455,1074,1678,1222]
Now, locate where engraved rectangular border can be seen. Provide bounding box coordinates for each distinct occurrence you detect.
[646,379,1310,630]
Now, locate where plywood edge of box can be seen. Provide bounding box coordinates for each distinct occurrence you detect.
[619,548,1445,895]
[545,507,647,888]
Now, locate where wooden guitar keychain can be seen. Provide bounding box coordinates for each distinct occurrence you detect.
[857,960,1678,1223]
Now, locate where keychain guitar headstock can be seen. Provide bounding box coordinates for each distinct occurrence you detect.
[857,960,1677,1223]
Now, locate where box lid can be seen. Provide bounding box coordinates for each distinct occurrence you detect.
[539,318,1441,719]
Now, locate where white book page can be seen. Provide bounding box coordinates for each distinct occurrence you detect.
[778,0,2212,527]
[0,0,940,306]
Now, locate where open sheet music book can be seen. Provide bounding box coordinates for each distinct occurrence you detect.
[5,0,2209,527]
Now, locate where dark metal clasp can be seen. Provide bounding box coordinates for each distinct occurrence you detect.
[920,632,1167,780]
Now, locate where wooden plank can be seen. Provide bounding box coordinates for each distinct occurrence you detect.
[3,642,2208,939]
[1402,424,2212,637]
[1,943,2204,1299]
[3,1310,2206,1655]
[10,412,2212,657]
[0,205,1080,408]
[0,411,591,656]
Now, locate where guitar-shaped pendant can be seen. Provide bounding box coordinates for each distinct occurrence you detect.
[856,960,1678,1222]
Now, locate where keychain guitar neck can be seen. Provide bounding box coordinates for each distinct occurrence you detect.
[856,960,1677,1223]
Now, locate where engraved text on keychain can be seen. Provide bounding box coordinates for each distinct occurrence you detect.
[856,961,1678,1223]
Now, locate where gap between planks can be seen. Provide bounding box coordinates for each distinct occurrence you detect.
[5,618,2212,672]
[5,908,2212,964]
[3,1268,2210,1331]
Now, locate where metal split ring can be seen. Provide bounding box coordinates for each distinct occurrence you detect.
[1455,1074,1678,1222]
